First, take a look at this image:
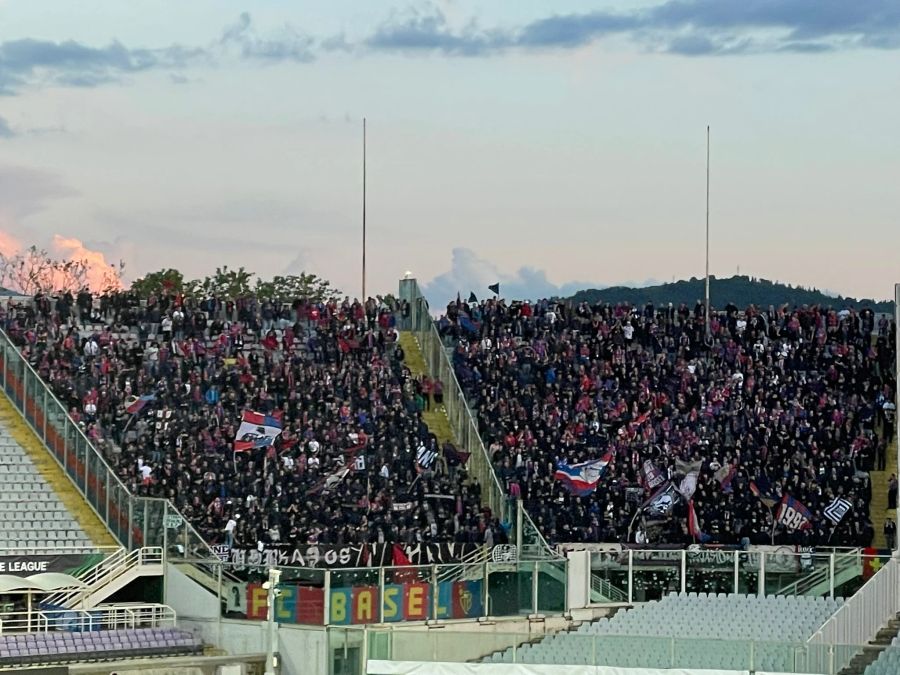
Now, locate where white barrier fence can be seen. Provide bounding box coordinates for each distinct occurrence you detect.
[367,662,776,675]
[807,556,900,673]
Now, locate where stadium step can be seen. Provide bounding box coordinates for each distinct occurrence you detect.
[0,394,117,548]
[839,614,900,675]
[398,331,456,447]
[869,427,898,549]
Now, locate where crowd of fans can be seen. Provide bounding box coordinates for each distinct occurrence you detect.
[2,285,897,555]
[4,290,504,553]
[443,298,897,547]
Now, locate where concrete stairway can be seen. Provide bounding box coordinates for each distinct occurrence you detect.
[0,393,116,547]
[839,613,900,675]
[398,331,455,446]
[870,426,898,549]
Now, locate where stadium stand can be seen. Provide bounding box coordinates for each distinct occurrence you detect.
[0,423,93,551]
[485,592,844,670]
[866,639,900,675]
[442,297,896,547]
[0,626,201,666]
[4,291,500,554]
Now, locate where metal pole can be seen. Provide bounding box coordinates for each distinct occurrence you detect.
[759,552,765,597]
[704,125,711,335]
[264,567,282,675]
[627,550,634,604]
[733,550,739,594]
[362,117,367,301]
[829,553,835,598]
[516,500,524,560]
[895,283,899,553]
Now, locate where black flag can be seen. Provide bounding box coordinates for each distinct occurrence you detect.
[488,283,500,295]
[468,292,477,303]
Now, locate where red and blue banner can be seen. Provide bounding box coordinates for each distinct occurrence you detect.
[246,579,484,625]
[234,411,283,452]
[125,394,155,415]
[554,453,612,496]
[777,494,813,531]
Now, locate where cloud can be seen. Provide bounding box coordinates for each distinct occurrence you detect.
[366,8,510,56]
[0,12,315,95]
[420,247,602,307]
[0,115,14,138]
[0,37,202,94]
[1,1,898,97]
[0,165,74,221]
[49,235,123,291]
[0,230,19,257]
[363,0,900,57]
[219,12,316,63]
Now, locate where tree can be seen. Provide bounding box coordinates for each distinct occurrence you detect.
[0,246,124,296]
[254,273,339,303]
[199,266,255,299]
[130,269,186,298]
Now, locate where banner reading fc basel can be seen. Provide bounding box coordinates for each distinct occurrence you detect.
[246,579,484,625]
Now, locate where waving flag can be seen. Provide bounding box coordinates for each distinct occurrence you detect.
[640,459,665,493]
[643,482,680,522]
[715,463,737,492]
[554,453,612,496]
[777,494,813,531]
[750,476,778,509]
[124,394,156,415]
[687,499,707,542]
[234,411,283,452]
[676,459,703,500]
[824,497,852,526]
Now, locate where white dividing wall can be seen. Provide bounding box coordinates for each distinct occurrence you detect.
[566,551,590,610]
[165,563,220,620]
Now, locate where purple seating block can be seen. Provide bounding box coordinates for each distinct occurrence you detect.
[0,626,201,665]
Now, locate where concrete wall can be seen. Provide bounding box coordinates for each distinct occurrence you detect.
[166,563,220,620]
[179,617,328,675]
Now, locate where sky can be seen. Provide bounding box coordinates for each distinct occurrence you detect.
[0,0,898,306]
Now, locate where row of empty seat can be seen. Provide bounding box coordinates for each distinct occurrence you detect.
[0,429,93,551]
[865,638,900,675]
[0,627,201,665]
[484,592,844,671]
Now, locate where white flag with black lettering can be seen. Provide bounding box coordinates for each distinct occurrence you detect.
[823,497,851,525]
[416,447,437,472]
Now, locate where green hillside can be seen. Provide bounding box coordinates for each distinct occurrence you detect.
[568,276,894,313]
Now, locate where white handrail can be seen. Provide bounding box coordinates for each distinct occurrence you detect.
[0,545,121,555]
[43,546,163,608]
[807,556,900,673]
[1,328,217,559]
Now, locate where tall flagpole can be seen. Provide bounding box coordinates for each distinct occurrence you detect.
[362,118,367,301]
[704,125,711,336]
[895,282,899,551]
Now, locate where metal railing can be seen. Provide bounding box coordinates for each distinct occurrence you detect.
[777,548,862,597]
[399,279,555,559]
[579,547,878,605]
[185,557,568,625]
[0,603,176,634]
[436,545,493,583]
[0,328,216,562]
[808,556,900,673]
[590,574,628,603]
[0,545,120,555]
[361,626,879,675]
[43,547,163,609]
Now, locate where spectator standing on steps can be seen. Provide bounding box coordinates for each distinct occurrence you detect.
[889,475,899,511]
[884,518,896,550]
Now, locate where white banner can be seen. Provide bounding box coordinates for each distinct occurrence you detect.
[368,662,750,675]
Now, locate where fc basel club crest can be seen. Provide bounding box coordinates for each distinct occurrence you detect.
[457,586,473,615]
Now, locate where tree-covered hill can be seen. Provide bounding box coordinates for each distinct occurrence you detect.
[567,276,894,313]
